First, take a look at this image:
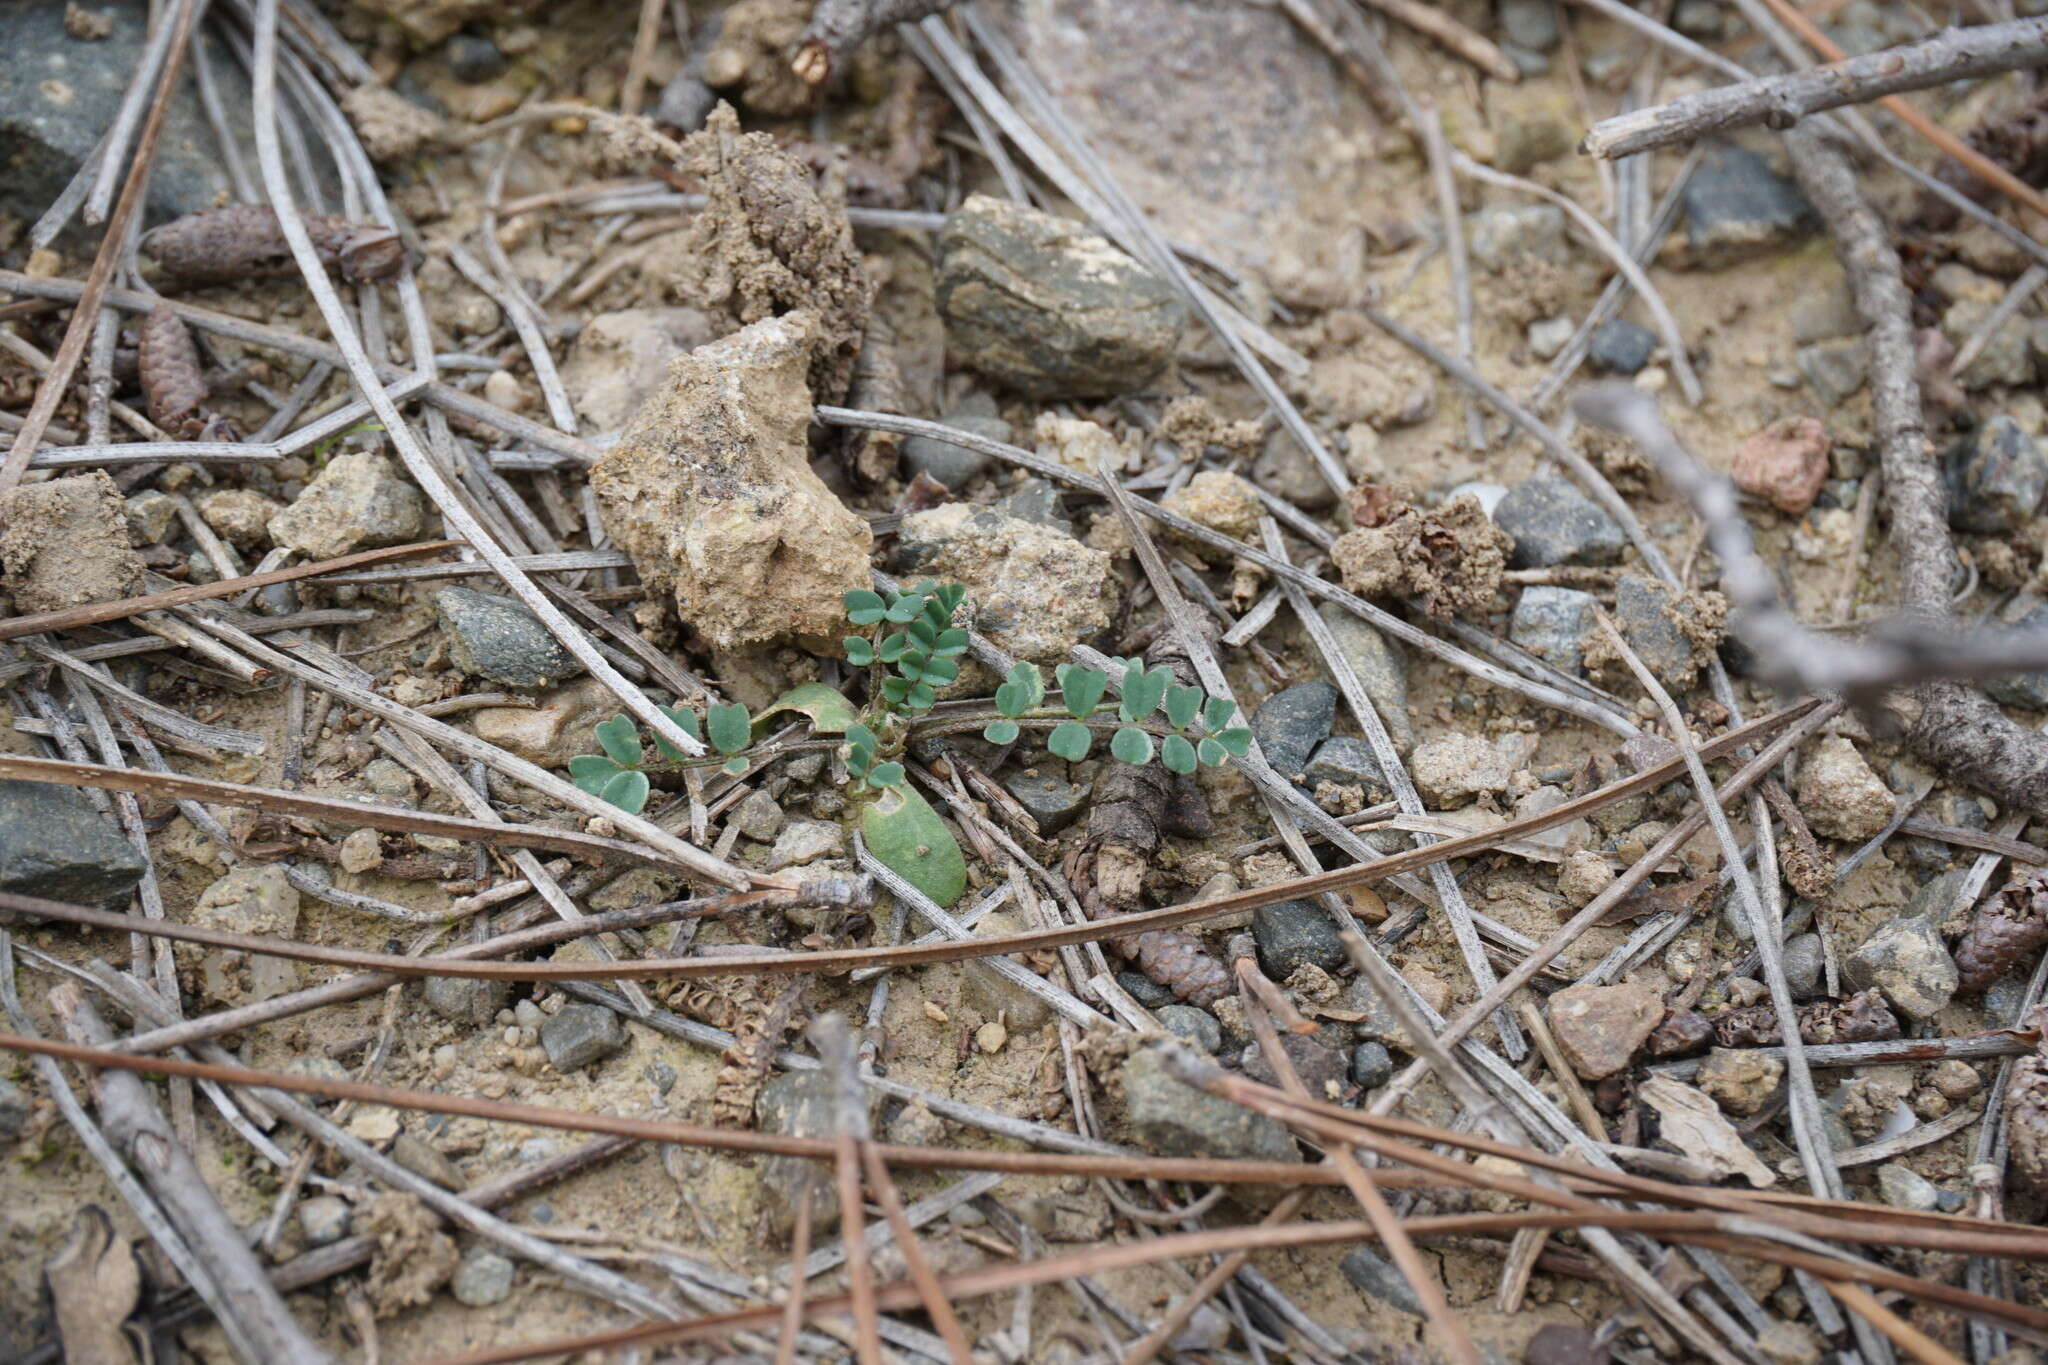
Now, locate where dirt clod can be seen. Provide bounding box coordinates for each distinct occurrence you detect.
[0,470,144,613]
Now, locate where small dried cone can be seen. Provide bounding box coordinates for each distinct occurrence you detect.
[1730,417,1830,516]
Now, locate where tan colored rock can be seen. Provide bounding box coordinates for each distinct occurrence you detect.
[469,678,616,768]
[894,504,1114,664]
[559,307,719,431]
[182,865,300,1006]
[338,827,384,875]
[1409,732,1512,808]
[589,312,871,650]
[1546,982,1662,1079]
[1795,735,1894,842]
[341,84,448,162]
[199,488,284,550]
[1162,470,1263,550]
[1556,849,1615,909]
[0,471,144,613]
[1697,1047,1783,1116]
[268,454,426,560]
[1731,417,1829,516]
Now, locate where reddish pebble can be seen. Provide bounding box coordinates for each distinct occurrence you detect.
[1731,416,1830,515]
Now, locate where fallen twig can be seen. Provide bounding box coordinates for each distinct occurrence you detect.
[1583,17,2048,158]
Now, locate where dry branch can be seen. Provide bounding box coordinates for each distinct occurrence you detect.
[1584,17,2048,158]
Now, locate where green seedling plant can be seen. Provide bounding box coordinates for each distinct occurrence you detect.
[566,580,1253,910]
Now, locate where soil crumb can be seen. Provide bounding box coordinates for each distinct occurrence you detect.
[671,103,870,402]
[1330,486,1509,619]
[361,1192,459,1317]
[0,470,145,614]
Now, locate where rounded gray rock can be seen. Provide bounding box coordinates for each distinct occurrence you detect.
[1156,1004,1223,1054]
[451,1249,515,1307]
[435,587,583,689]
[1494,474,1625,568]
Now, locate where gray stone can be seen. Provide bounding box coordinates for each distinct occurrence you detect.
[1587,319,1656,375]
[539,1003,629,1071]
[1498,0,1560,51]
[0,779,146,909]
[1845,885,1960,1021]
[758,1069,877,1231]
[1527,316,1574,359]
[1495,474,1625,569]
[1118,1045,1299,1162]
[1253,431,1339,512]
[1339,1246,1424,1316]
[1157,1004,1223,1054]
[1002,769,1089,836]
[1611,573,1702,691]
[434,587,582,689]
[1509,585,1599,675]
[444,34,507,83]
[1946,415,2048,534]
[1243,1034,1350,1096]
[1683,145,1814,267]
[993,476,1072,533]
[391,1133,466,1191]
[1316,604,1411,753]
[451,1249,515,1307]
[297,1195,352,1247]
[730,788,786,842]
[902,413,1011,491]
[1252,681,1337,781]
[937,195,1184,398]
[1783,933,1825,1001]
[0,1,250,231]
[1119,971,1176,1008]
[1791,281,1861,344]
[1304,737,1390,804]
[1467,204,1568,273]
[1252,899,1347,978]
[767,820,844,870]
[423,976,512,1026]
[1351,1040,1394,1089]
[1945,297,2034,390]
[1796,338,1867,405]
[1877,1162,1940,1212]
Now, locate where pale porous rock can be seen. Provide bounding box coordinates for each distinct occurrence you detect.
[1161,470,1263,553]
[1409,732,1514,808]
[182,865,301,1007]
[1795,735,1894,842]
[894,504,1114,664]
[558,306,719,432]
[340,84,448,162]
[1698,1047,1783,1116]
[1546,982,1662,1079]
[590,312,871,650]
[1556,849,1615,908]
[1846,908,1959,1022]
[198,488,284,550]
[267,454,427,560]
[0,471,144,613]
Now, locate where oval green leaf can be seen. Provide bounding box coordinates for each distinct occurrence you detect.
[861,783,967,908]
[723,756,750,775]
[844,637,874,666]
[1216,726,1253,757]
[983,719,1020,745]
[1202,695,1237,731]
[1197,736,1227,767]
[1162,734,1197,774]
[569,753,623,794]
[1047,720,1092,761]
[706,702,752,754]
[598,768,650,815]
[1118,665,1171,724]
[594,715,642,768]
[1110,726,1154,765]
[844,589,886,625]
[1056,664,1107,719]
[867,760,905,789]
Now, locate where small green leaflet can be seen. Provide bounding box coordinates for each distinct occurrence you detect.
[983,719,1020,744]
[594,715,641,768]
[1197,737,1226,766]
[1162,734,1197,773]
[1056,664,1107,718]
[994,663,1044,718]
[1117,664,1171,723]
[1202,695,1237,731]
[867,761,905,789]
[1164,684,1202,731]
[706,702,751,754]
[844,637,874,666]
[1110,726,1153,765]
[1216,726,1253,756]
[1047,720,1092,760]
[844,589,886,625]
[756,682,858,734]
[598,768,649,815]
[570,753,624,794]
[723,756,749,775]
[652,705,702,762]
